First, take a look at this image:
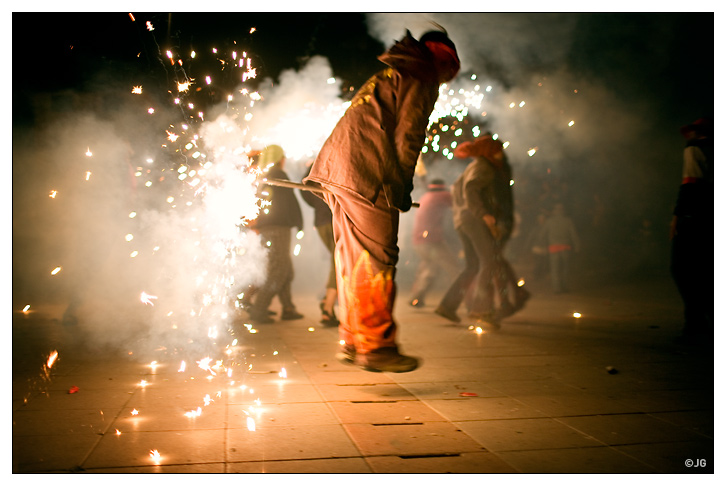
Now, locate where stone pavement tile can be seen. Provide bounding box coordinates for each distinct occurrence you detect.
[83,429,226,469]
[13,434,101,473]
[227,383,324,404]
[648,411,714,438]
[513,392,643,417]
[365,451,518,473]
[607,389,713,414]
[86,463,226,473]
[485,378,586,397]
[454,417,604,452]
[13,386,133,412]
[400,381,505,400]
[227,457,372,473]
[328,400,448,424]
[228,402,340,427]
[612,440,714,473]
[226,424,360,462]
[391,365,539,384]
[13,408,110,436]
[556,413,708,446]
[112,404,227,432]
[316,383,416,402]
[343,422,486,456]
[126,383,227,409]
[495,446,658,473]
[304,369,396,385]
[422,396,547,421]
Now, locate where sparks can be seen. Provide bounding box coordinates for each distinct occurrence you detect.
[131,409,139,415]
[247,416,256,431]
[178,361,186,372]
[140,291,158,306]
[49,190,57,198]
[22,305,31,314]
[50,266,62,276]
[279,367,287,378]
[85,148,93,157]
[46,350,59,369]
[138,380,149,387]
[149,449,161,464]
[132,86,143,94]
[573,312,582,318]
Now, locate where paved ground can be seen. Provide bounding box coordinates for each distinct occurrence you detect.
[12,272,714,474]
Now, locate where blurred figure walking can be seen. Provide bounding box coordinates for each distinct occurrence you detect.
[300,164,339,327]
[408,179,459,308]
[541,202,580,293]
[247,145,304,323]
[670,117,713,344]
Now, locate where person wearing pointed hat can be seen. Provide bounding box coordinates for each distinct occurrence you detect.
[434,133,528,327]
[670,117,713,344]
[303,29,460,372]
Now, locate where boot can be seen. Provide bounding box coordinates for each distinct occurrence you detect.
[354,348,420,373]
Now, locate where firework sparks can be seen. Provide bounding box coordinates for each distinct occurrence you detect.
[140,291,158,306]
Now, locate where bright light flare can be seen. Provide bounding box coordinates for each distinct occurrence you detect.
[149,449,161,464]
[140,291,158,306]
[47,350,59,369]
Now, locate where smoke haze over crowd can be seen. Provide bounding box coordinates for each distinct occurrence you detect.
[11,11,714,360]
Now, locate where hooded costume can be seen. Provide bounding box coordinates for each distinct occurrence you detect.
[303,31,457,371]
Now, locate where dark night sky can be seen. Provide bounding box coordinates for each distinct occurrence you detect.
[13,12,714,124]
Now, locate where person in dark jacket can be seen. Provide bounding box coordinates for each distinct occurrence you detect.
[247,144,304,323]
[300,164,339,327]
[304,30,460,372]
[670,117,713,343]
[435,135,528,327]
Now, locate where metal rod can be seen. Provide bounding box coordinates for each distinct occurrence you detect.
[261,178,420,208]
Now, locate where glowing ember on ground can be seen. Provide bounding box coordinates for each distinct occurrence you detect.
[149,450,161,464]
[46,350,59,369]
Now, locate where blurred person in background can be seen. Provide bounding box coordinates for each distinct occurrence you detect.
[670,117,713,344]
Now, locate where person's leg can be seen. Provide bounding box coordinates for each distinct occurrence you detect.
[549,251,563,293]
[410,244,435,306]
[317,223,339,325]
[250,226,287,321]
[465,222,497,317]
[325,190,417,372]
[436,229,479,322]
